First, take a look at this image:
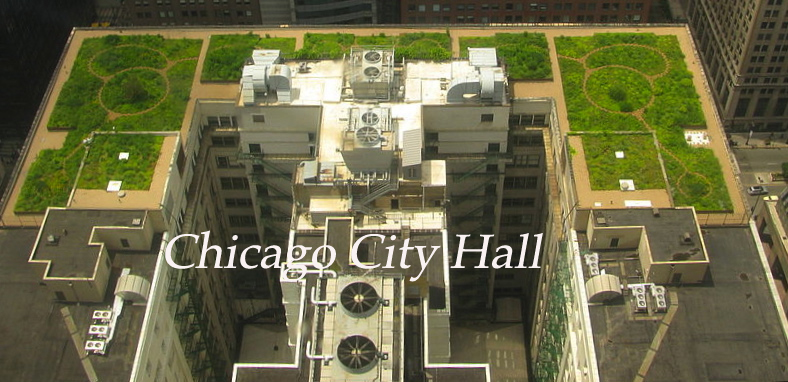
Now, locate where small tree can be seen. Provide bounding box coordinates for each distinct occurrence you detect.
[122,76,148,103]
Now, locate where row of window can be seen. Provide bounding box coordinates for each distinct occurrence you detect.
[407,2,643,12]
[503,176,538,189]
[154,9,253,17]
[734,97,788,118]
[407,13,640,22]
[134,0,252,5]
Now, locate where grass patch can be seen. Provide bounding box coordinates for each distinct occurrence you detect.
[556,33,730,211]
[91,45,167,76]
[15,34,200,213]
[582,133,665,190]
[78,134,164,190]
[294,33,356,59]
[586,67,652,112]
[558,58,645,131]
[101,69,166,114]
[292,32,452,61]
[395,32,452,60]
[460,33,552,80]
[586,45,666,75]
[201,33,296,81]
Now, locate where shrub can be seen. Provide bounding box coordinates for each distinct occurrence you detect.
[202,33,296,81]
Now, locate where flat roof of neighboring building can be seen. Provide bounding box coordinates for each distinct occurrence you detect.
[586,227,788,381]
[591,208,706,262]
[30,209,148,278]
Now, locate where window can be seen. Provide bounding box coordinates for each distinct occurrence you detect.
[503,176,537,189]
[249,144,262,154]
[486,164,498,172]
[216,156,230,168]
[234,233,260,243]
[220,177,249,190]
[481,114,494,123]
[225,198,253,207]
[488,142,501,152]
[501,214,534,226]
[510,154,540,168]
[511,134,543,146]
[120,239,130,248]
[502,197,535,207]
[610,238,619,248]
[211,136,236,146]
[734,98,750,117]
[754,98,770,117]
[433,4,440,11]
[229,215,256,227]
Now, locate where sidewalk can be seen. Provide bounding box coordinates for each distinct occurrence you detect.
[729,132,788,149]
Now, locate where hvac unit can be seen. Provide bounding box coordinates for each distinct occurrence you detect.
[88,325,110,337]
[92,310,112,321]
[337,335,379,374]
[85,340,106,354]
[652,285,668,312]
[340,282,381,318]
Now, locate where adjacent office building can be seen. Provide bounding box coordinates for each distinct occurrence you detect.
[400,1,653,24]
[113,0,393,26]
[684,0,788,131]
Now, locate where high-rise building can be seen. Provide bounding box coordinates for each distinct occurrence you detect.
[112,0,390,26]
[1,25,787,382]
[685,0,788,131]
[400,1,653,24]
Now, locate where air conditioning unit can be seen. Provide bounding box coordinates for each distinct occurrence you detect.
[85,340,106,354]
[89,325,110,337]
[92,310,112,321]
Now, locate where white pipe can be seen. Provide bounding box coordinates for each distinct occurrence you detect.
[305,340,334,361]
[310,286,337,308]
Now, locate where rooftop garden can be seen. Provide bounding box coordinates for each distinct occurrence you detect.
[293,32,452,61]
[580,133,666,190]
[15,34,200,213]
[77,134,164,190]
[201,33,296,81]
[459,32,552,80]
[555,33,731,211]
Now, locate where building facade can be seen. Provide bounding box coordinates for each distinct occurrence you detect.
[685,0,788,131]
[400,1,653,24]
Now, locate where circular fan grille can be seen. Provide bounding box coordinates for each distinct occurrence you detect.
[340,282,379,315]
[355,126,381,145]
[361,112,380,125]
[364,66,381,77]
[364,51,382,63]
[337,335,378,372]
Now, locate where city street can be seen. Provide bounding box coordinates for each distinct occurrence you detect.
[732,147,787,207]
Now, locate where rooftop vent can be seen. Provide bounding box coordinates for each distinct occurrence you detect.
[337,335,378,373]
[340,282,380,318]
[364,51,382,63]
[131,218,142,226]
[355,126,382,146]
[46,235,60,246]
[680,232,693,245]
[361,111,380,125]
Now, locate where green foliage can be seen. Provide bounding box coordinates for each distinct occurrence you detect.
[294,33,356,60]
[460,33,552,80]
[395,32,452,60]
[558,58,645,131]
[101,69,166,114]
[556,33,730,211]
[582,133,666,190]
[91,45,167,76]
[586,45,666,75]
[355,34,396,46]
[16,35,201,212]
[201,33,296,81]
[78,134,164,190]
[586,67,652,112]
[783,162,788,178]
[14,148,83,213]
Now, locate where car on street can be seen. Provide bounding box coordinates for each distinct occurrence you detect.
[747,186,769,195]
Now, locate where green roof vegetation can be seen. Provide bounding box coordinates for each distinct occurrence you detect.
[201,33,296,81]
[293,32,452,61]
[78,134,164,190]
[15,34,201,213]
[581,133,666,190]
[555,33,731,211]
[459,33,552,80]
